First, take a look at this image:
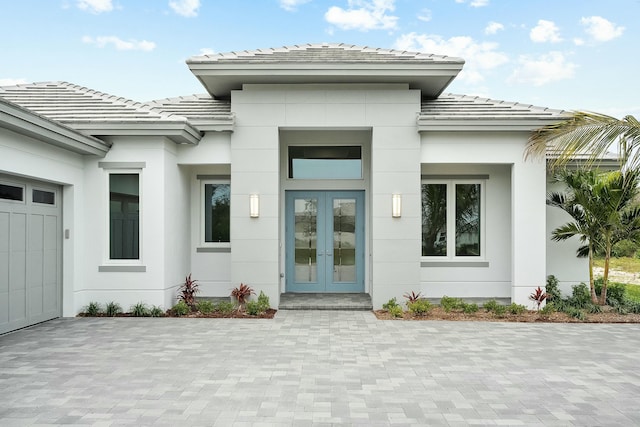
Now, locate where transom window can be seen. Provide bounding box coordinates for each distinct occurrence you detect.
[422,180,483,258]
[288,146,362,179]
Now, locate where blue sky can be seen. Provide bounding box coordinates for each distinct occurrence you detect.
[1,0,638,118]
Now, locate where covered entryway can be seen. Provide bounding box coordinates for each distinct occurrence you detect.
[285,190,364,293]
[0,175,61,334]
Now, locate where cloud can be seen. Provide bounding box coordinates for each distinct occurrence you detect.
[76,0,113,14]
[82,36,156,51]
[455,0,489,7]
[279,0,311,11]
[530,19,562,43]
[169,0,200,17]
[394,32,508,84]
[0,78,28,86]
[417,8,431,22]
[581,16,624,42]
[325,0,398,31]
[484,21,504,35]
[508,51,576,86]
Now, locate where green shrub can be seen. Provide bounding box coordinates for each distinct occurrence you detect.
[105,301,123,317]
[545,275,562,302]
[388,305,404,318]
[84,301,102,316]
[383,297,400,311]
[508,303,526,315]
[564,306,586,320]
[462,303,479,314]
[586,304,602,314]
[492,305,507,317]
[257,291,270,312]
[408,299,433,315]
[566,283,591,309]
[149,305,165,317]
[196,300,215,314]
[483,299,499,312]
[215,301,236,315]
[130,302,150,317]
[173,300,190,316]
[594,280,626,306]
[440,296,464,312]
[612,239,639,258]
[539,303,556,317]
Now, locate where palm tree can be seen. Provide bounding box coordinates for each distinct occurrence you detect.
[526,111,640,171]
[548,169,640,304]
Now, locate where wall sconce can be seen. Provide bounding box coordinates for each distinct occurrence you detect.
[392,193,402,218]
[250,194,260,218]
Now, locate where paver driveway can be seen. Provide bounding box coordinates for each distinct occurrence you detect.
[1,311,640,426]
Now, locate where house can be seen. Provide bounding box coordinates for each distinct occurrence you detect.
[0,43,585,333]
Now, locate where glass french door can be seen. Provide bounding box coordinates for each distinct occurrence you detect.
[286,191,364,292]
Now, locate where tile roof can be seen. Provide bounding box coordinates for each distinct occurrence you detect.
[420,94,567,120]
[188,43,463,64]
[0,81,180,124]
[146,94,231,123]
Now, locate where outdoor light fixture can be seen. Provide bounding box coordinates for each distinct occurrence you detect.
[392,193,402,218]
[250,194,260,218]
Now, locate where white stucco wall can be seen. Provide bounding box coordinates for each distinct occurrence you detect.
[231,84,423,308]
[420,131,547,306]
[81,136,190,312]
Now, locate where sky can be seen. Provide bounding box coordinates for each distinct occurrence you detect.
[1,0,638,118]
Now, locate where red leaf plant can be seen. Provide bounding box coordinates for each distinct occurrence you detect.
[178,273,199,306]
[231,283,255,306]
[529,286,548,311]
[403,290,422,304]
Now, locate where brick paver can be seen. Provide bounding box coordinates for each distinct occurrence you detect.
[1,311,639,426]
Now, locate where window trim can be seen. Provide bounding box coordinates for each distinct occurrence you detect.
[0,180,26,204]
[421,178,486,263]
[32,187,57,206]
[199,178,231,249]
[104,168,143,266]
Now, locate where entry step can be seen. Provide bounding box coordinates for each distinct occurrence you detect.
[279,293,373,311]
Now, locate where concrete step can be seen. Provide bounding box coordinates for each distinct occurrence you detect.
[279,293,373,311]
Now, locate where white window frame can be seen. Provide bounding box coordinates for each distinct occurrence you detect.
[104,169,143,265]
[200,179,231,249]
[421,178,486,261]
[0,180,26,205]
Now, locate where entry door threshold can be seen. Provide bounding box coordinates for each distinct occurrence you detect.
[279,293,372,311]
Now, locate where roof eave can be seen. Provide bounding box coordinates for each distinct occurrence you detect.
[0,98,111,156]
[417,116,571,132]
[66,121,203,145]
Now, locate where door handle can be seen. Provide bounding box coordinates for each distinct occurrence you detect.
[326,251,332,257]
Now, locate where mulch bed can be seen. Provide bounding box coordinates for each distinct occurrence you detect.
[77,309,278,319]
[374,307,640,323]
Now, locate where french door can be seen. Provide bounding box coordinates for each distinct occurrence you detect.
[285,191,364,292]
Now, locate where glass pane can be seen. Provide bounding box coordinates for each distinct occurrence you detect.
[33,189,55,205]
[456,184,481,256]
[204,183,230,243]
[422,184,447,256]
[0,183,23,201]
[333,198,356,282]
[294,198,318,282]
[110,174,139,260]
[289,146,362,179]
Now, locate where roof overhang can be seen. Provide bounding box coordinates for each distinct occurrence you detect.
[0,98,110,155]
[63,121,203,145]
[187,62,464,98]
[417,116,572,132]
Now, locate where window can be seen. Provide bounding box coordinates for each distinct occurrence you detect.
[422,180,483,258]
[288,146,362,179]
[203,181,230,244]
[109,173,139,260]
[0,183,23,201]
[32,189,55,205]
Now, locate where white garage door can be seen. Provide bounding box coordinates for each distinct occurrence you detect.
[0,175,61,334]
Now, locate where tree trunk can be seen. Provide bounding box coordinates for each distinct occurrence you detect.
[599,242,611,305]
[588,244,598,304]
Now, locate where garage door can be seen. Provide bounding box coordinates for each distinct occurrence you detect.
[0,175,61,334]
